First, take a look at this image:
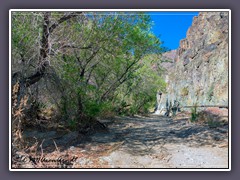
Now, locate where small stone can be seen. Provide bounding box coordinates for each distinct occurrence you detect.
[70,146,75,150]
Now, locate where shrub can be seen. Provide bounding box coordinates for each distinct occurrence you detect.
[68,119,78,131]
[197,111,210,124]
[84,101,114,118]
[190,104,198,122]
[207,119,221,128]
[207,84,214,101]
[197,111,222,128]
[181,87,189,96]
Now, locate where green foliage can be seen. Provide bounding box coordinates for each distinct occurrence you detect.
[114,54,167,115]
[68,119,78,131]
[59,98,76,121]
[207,119,221,128]
[84,101,107,118]
[12,12,167,128]
[33,100,46,110]
[190,104,198,122]
[12,12,43,73]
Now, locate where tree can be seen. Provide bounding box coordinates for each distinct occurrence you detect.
[12,12,82,104]
[11,11,167,127]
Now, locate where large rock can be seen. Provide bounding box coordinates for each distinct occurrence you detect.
[160,12,229,109]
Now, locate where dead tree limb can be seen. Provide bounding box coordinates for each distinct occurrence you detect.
[15,12,83,88]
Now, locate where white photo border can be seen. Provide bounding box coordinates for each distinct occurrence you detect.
[9,9,231,171]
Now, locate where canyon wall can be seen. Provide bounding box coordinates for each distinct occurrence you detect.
[159,12,229,111]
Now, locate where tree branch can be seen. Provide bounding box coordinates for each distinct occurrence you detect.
[61,44,92,49]
[49,12,82,33]
[23,12,83,88]
[100,59,138,101]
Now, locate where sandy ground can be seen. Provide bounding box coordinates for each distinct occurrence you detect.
[90,115,229,168]
[101,143,228,168]
[18,114,229,169]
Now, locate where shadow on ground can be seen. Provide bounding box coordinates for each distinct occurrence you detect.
[22,114,228,156]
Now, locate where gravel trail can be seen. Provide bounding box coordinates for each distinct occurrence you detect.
[89,115,229,168]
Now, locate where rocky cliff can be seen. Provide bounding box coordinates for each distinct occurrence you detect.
[159,12,229,112]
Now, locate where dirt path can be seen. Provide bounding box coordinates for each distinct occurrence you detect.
[19,115,228,169]
[86,115,228,168]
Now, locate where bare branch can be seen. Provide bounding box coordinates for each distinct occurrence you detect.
[61,44,92,50]
[22,12,84,87]
[49,12,83,33]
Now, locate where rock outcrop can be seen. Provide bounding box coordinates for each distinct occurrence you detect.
[159,12,229,112]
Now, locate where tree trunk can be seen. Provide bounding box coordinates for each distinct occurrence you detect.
[14,12,83,88]
[77,94,84,121]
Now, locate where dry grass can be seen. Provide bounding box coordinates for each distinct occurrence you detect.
[12,82,29,149]
[195,109,228,128]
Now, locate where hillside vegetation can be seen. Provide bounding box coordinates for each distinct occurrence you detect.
[11,12,167,148]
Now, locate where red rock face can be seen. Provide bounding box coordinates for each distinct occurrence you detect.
[205,107,228,117]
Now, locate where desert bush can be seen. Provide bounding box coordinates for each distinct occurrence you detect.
[197,111,222,128]
[207,84,214,101]
[207,119,221,128]
[68,119,78,131]
[190,104,198,122]
[181,87,189,96]
[196,111,210,124]
[84,100,105,118]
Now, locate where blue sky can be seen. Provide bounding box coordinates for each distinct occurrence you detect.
[148,12,199,50]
